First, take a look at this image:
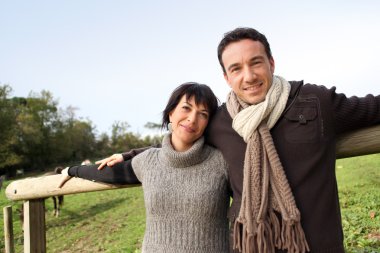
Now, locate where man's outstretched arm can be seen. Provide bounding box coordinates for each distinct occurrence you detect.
[68,160,140,185]
[96,144,161,170]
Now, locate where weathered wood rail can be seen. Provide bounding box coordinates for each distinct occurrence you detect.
[3,124,380,252]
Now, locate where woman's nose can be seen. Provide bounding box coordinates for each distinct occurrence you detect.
[187,112,197,123]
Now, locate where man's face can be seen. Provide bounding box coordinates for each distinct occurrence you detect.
[222,39,275,105]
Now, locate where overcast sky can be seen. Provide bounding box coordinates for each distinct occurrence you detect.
[1,0,380,136]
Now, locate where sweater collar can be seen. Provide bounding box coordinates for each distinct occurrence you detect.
[159,134,211,168]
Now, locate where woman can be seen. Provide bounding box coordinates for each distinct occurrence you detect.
[59,82,230,253]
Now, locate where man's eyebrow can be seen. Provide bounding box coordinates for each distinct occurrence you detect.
[226,56,265,72]
[227,63,240,72]
[250,55,265,62]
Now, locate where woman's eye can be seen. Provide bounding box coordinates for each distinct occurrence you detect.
[200,113,209,119]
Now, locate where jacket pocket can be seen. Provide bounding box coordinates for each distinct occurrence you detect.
[283,100,320,143]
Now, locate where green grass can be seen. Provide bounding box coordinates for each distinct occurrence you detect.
[336,154,380,253]
[1,154,379,252]
[1,182,145,253]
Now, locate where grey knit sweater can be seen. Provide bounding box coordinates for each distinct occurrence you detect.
[131,134,230,253]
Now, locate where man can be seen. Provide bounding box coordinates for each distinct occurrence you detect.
[63,28,380,252]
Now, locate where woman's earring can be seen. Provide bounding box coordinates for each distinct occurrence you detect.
[168,122,173,133]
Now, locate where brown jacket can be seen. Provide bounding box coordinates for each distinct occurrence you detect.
[205,81,380,252]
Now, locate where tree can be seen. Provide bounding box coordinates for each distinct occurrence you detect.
[13,90,61,170]
[0,85,23,174]
[144,122,161,129]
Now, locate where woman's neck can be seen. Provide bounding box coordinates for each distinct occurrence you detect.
[170,137,192,152]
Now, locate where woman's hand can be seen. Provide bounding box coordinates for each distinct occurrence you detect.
[57,167,72,188]
[95,154,123,170]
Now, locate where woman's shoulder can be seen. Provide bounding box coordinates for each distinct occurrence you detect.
[132,147,161,165]
[204,145,229,173]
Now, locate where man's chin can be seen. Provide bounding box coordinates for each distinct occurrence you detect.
[244,96,265,105]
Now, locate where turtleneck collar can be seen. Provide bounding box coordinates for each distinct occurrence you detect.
[159,133,212,168]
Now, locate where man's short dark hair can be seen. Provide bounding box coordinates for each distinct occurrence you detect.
[217,27,273,73]
[162,82,219,130]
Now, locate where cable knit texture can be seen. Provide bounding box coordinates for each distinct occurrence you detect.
[226,76,309,253]
[132,134,230,253]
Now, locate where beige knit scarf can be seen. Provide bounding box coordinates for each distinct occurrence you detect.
[226,75,310,253]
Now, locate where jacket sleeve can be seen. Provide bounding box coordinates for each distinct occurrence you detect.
[68,160,140,185]
[331,87,380,134]
[122,144,161,160]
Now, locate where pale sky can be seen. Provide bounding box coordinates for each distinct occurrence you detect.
[1,0,380,135]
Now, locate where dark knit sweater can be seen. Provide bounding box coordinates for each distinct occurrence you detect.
[205,81,380,252]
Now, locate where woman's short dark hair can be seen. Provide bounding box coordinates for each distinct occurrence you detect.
[162,82,219,130]
[217,27,273,73]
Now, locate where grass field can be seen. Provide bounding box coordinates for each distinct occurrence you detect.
[1,154,379,252]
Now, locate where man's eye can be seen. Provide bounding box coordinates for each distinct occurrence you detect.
[252,60,262,65]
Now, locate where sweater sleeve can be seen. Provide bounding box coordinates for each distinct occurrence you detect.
[68,160,141,185]
[131,150,152,182]
[331,87,380,134]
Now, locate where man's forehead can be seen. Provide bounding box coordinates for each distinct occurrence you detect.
[222,39,266,61]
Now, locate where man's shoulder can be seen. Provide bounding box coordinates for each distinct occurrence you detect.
[290,80,337,96]
[214,103,228,117]
[289,80,304,86]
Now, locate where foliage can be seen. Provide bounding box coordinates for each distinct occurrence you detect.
[0,85,22,169]
[0,84,162,176]
[144,122,161,129]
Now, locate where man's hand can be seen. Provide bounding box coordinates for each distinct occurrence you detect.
[57,167,72,188]
[95,154,123,170]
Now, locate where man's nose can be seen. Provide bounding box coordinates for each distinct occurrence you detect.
[243,67,256,83]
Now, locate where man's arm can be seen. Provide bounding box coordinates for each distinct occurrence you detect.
[68,160,140,185]
[122,144,161,160]
[96,144,161,170]
[333,90,380,134]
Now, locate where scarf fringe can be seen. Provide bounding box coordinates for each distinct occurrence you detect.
[233,219,242,252]
[281,220,310,253]
[233,214,310,253]
[269,210,282,248]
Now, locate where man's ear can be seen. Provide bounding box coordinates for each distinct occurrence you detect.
[224,72,232,87]
[270,57,275,74]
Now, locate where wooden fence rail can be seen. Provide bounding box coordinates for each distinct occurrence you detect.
[3,124,380,252]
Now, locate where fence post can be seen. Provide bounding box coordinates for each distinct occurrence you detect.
[3,205,15,253]
[23,199,46,253]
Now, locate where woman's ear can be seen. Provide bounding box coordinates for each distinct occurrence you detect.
[168,111,173,123]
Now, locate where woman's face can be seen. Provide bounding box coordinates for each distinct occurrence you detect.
[169,95,209,151]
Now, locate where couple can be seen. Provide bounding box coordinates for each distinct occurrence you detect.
[59,27,380,253]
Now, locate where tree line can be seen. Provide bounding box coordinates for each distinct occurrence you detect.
[0,84,162,177]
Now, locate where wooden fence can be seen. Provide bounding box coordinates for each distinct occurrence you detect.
[3,124,380,252]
